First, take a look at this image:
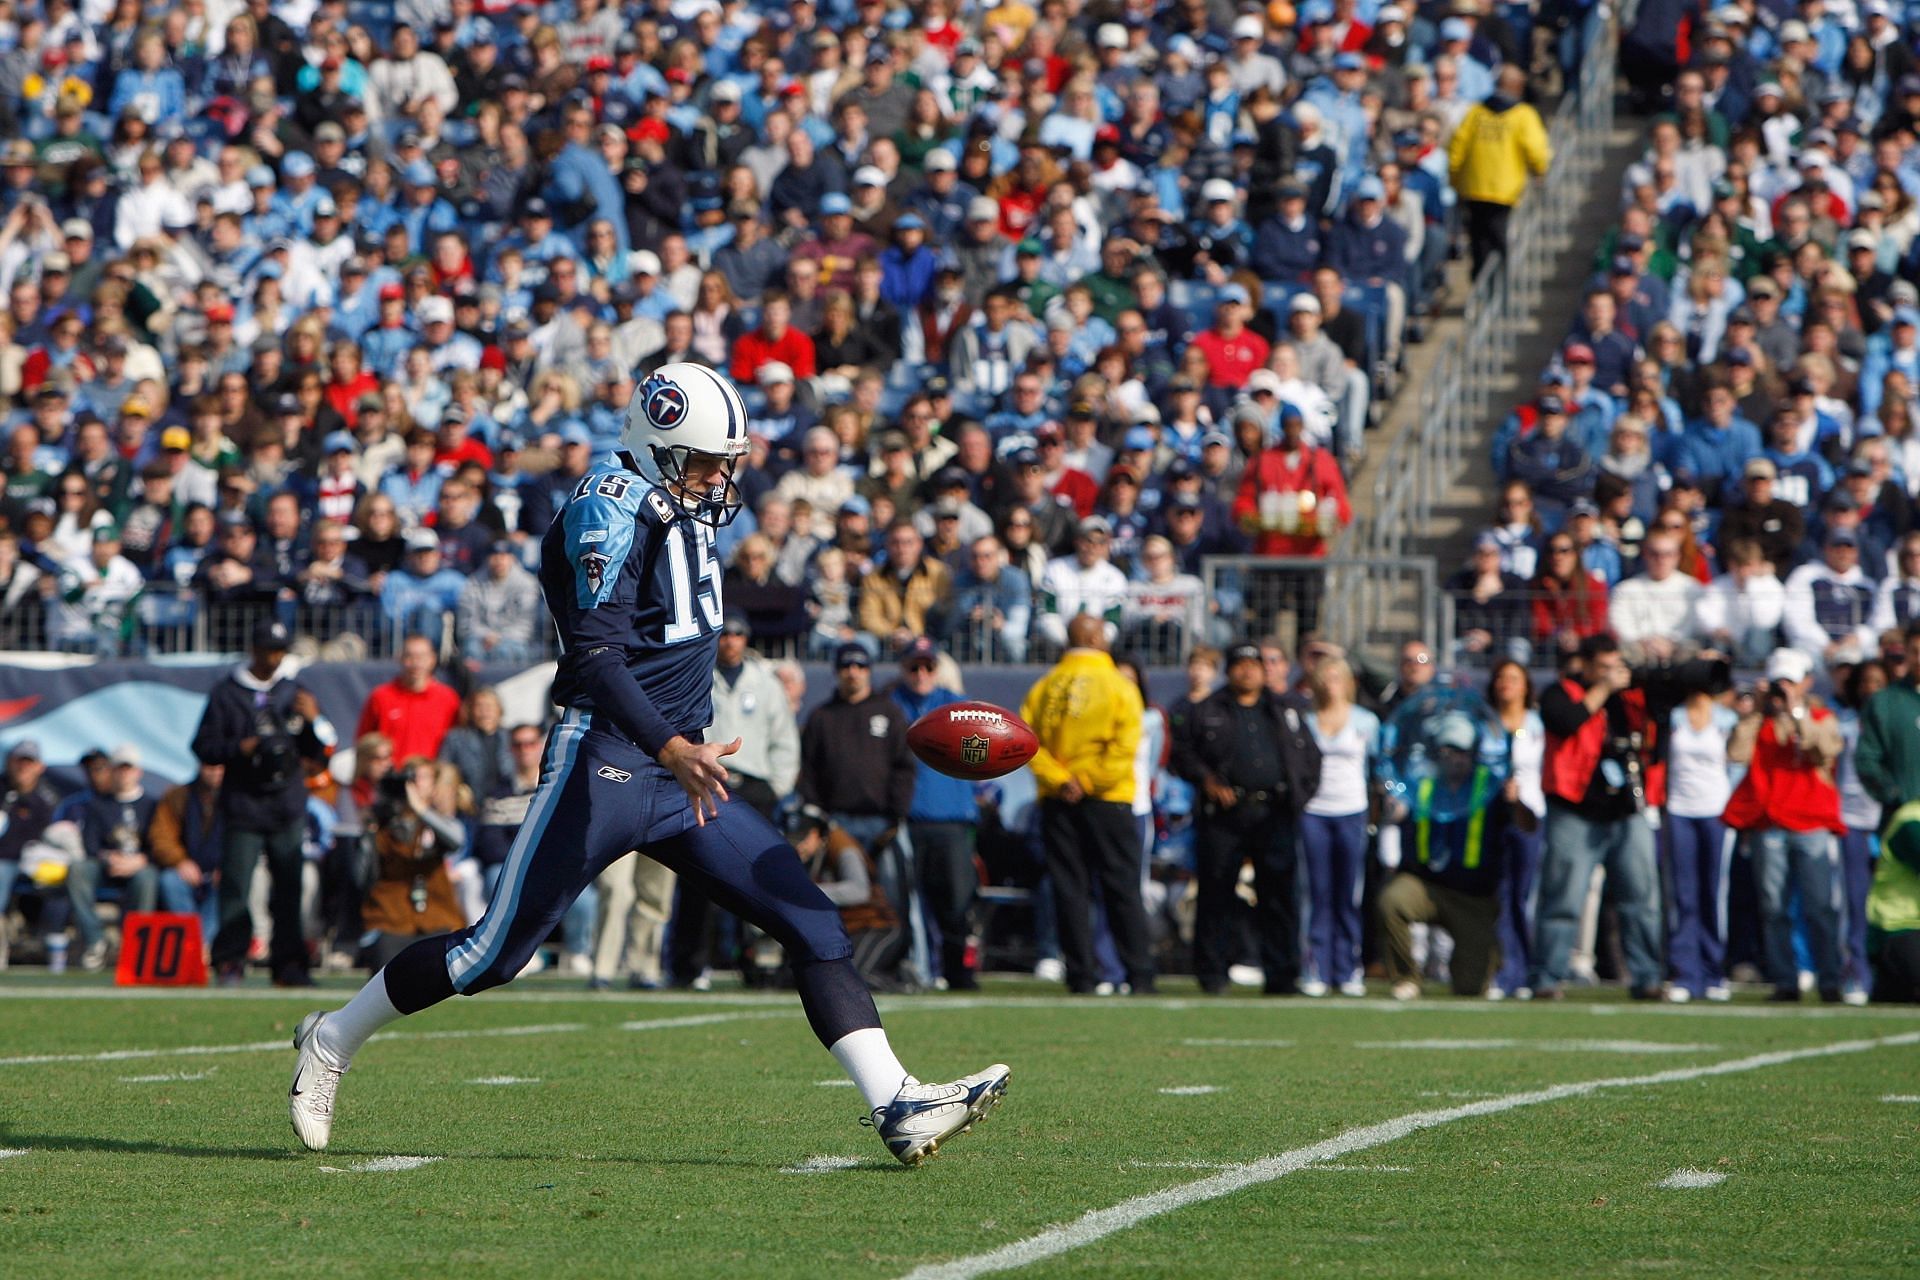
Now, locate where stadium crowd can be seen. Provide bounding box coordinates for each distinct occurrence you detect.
[0,0,1592,664]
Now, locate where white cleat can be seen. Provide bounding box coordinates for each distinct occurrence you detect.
[1665,986,1693,1004]
[1339,979,1369,999]
[1297,979,1329,998]
[867,1064,1011,1167]
[289,1011,347,1151]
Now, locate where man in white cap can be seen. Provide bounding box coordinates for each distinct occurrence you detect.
[1226,13,1285,97]
[1725,647,1853,1002]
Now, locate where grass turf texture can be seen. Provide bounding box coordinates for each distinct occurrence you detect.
[2,976,1917,1278]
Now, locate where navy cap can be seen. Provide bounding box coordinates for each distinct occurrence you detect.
[834,642,873,669]
[901,636,940,665]
[1011,447,1042,468]
[252,618,292,651]
[1537,394,1567,415]
[1827,525,1861,547]
[1225,643,1263,666]
[721,609,752,636]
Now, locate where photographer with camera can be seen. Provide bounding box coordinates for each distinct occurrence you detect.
[1531,634,1665,1001]
[191,620,337,986]
[357,756,470,972]
[1724,649,1853,1003]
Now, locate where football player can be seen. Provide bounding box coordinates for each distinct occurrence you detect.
[289,364,1008,1165]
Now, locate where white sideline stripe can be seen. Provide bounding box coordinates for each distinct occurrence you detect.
[1181,1039,1295,1048]
[816,1079,857,1087]
[1157,1085,1223,1096]
[1882,1094,1920,1103]
[1354,1038,1718,1054]
[1314,1164,1413,1173]
[781,1155,864,1175]
[318,1155,441,1174]
[1657,1168,1728,1189]
[0,1019,646,1068]
[467,1076,542,1086]
[1127,1160,1233,1170]
[0,1148,27,1159]
[896,1030,1920,1280]
[120,1068,218,1083]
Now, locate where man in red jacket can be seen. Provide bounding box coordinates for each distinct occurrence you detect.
[355,634,462,762]
[1724,647,1853,1002]
[1531,633,1664,1000]
[1231,403,1351,636]
[730,290,817,384]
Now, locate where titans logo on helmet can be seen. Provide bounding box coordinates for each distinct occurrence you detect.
[641,374,689,430]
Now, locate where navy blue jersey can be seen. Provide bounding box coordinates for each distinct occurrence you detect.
[541,461,723,752]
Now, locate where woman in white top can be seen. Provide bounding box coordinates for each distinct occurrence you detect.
[1835,661,1889,1000]
[1300,657,1380,997]
[1663,677,1740,1001]
[1489,660,1546,998]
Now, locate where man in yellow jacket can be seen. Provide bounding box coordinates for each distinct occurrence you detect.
[1021,614,1154,994]
[1447,64,1552,278]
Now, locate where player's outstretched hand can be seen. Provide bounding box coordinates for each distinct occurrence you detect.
[659,735,742,826]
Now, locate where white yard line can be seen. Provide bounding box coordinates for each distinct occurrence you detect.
[1882,1094,1920,1103]
[1657,1168,1729,1189]
[0,1148,27,1159]
[119,1068,219,1083]
[1354,1038,1719,1054]
[896,1030,1920,1280]
[816,1079,857,1087]
[619,1012,786,1032]
[467,1076,542,1085]
[781,1155,864,1175]
[318,1155,441,1174]
[1157,1085,1224,1096]
[1180,1039,1295,1048]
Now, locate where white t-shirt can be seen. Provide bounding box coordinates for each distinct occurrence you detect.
[1665,703,1738,819]
[1306,705,1379,817]
[1506,708,1546,819]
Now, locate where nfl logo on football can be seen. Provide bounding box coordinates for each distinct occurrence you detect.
[960,734,989,767]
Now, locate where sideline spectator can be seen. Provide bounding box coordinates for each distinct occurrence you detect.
[0,741,58,962]
[1489,661,1547,1000]
[1532,634,1665,1001]
[887,638,982,990]
[65,743,159,972]
[146,762,224,924]
[191,621,336,986]
[1725,649,1851,1003]
[356,756,469,972]
[356,634,462,763]
[1024,615,1155,995]
[1663,673,1739,1003]
[786,804,908,992]
[1169,641,1320,995]
[1378,712,1534,999]
[1299,657,1378,997]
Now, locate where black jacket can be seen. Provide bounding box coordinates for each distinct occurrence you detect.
[190,662,333,832]
[799,692,916,823]
[1169,687,1322,816]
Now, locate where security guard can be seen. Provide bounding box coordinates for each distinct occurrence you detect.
[1170,642,1322,995]
[1376,713,1530,999]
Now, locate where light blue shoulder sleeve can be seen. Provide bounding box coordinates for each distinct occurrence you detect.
[561,469,653,608]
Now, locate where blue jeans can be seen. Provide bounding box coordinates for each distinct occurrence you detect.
[1494,822,1543,994]
[1841,829,1877,992]
[1298,810,1369,986]
[1751,827,1845,993]
[68,859,159,949]
[1663,814,1729,996]
[1533,804,1662,991]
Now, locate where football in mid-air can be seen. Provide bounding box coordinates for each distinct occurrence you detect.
[907,701,1039,779]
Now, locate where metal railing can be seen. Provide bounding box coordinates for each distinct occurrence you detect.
[1201,555,1442,656]
[1354,6,1618,561]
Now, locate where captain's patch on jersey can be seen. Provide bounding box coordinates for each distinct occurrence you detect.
[647,490,676,523]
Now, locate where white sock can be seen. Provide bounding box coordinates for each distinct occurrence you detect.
[313,972,403,1068]
[829,1027,910,1111]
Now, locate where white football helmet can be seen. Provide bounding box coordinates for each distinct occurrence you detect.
[621,362,752,526]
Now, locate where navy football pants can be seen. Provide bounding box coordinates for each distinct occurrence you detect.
[382,711,868,1041]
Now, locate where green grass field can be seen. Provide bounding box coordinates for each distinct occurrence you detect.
[2,975,1917,1278]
